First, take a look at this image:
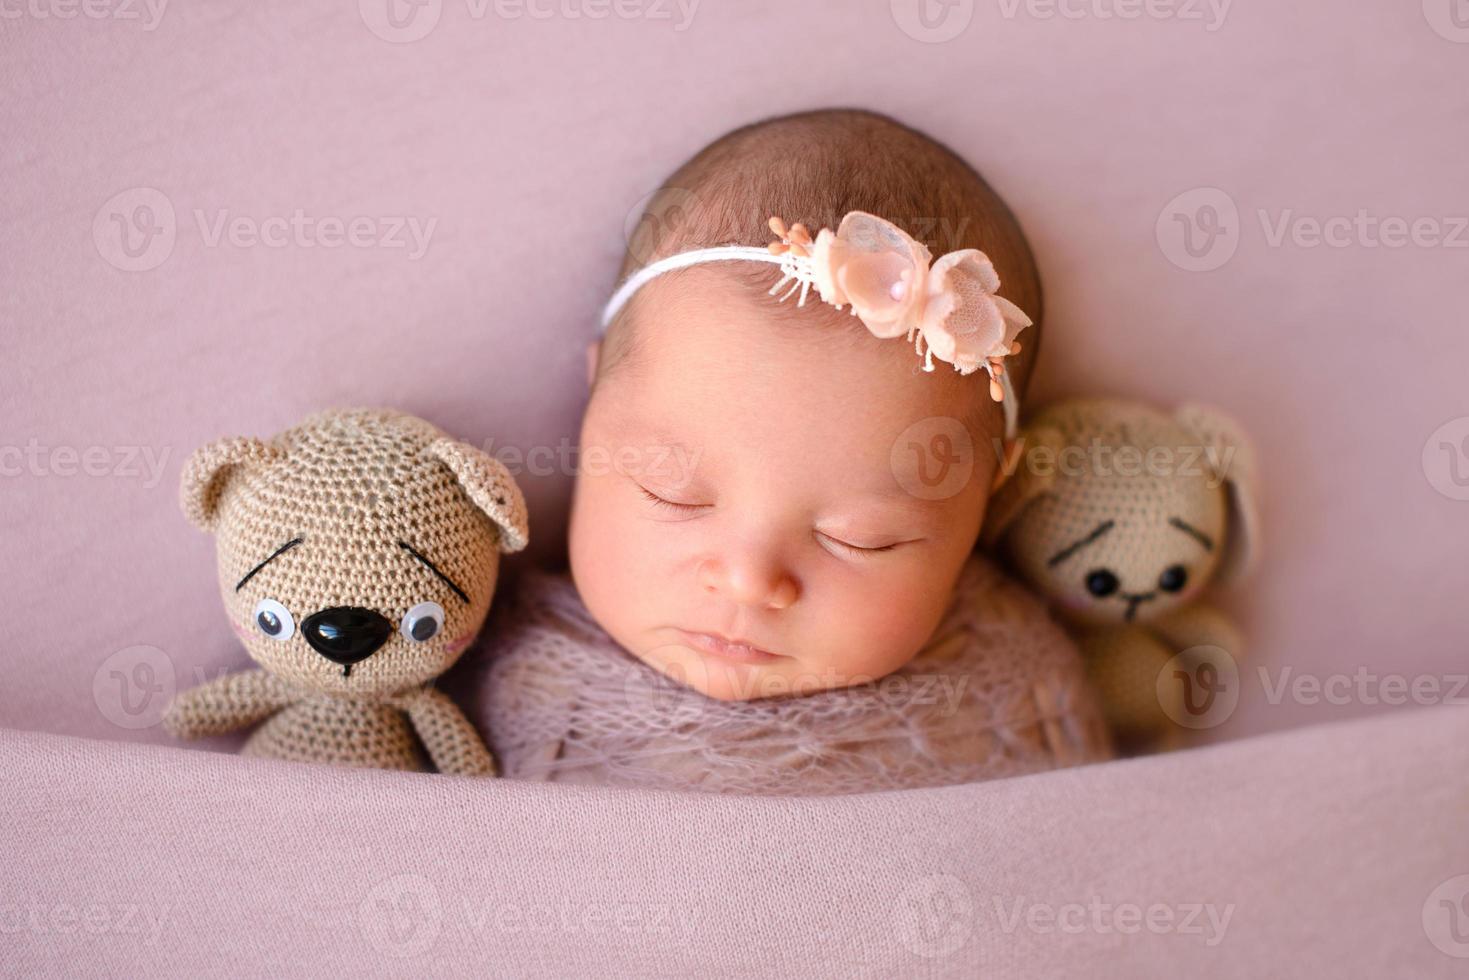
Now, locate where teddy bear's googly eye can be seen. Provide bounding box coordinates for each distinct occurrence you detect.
[253,598,295,641]
[400,602,445,644]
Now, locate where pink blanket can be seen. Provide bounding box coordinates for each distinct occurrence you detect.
[6,705,1466,977]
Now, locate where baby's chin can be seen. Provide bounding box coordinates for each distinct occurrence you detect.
[636,640,914,702]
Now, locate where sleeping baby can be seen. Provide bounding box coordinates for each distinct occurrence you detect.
[475,109,1110,794]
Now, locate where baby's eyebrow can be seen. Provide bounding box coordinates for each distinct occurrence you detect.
[1047,520,1115,567]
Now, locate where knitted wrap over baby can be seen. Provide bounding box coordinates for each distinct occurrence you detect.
[474,554,1112,795]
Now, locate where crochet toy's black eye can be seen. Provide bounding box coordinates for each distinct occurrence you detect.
[1159,565,1189,593]
[1085,569,1120,598]
[400,602,445,643]
[253,598,295,641]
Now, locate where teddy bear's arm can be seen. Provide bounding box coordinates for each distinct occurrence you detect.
[1147,604,1244,659]
[395,687,497,777]
[162,669,298,739]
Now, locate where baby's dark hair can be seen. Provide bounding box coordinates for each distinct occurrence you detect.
[600,109,1043,425]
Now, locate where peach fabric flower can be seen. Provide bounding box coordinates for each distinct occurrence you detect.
[919,249,1032,376]
[774,211,1032,397]
[809,212,932,338]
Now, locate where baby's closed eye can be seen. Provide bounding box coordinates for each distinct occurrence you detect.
[632,475,930,557]
[635,482,710,515]
[813,531,905,558]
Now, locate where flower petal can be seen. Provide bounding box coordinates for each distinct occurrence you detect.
[809,229,847,307]
[833,212,932,338]
[920,250,1018,372]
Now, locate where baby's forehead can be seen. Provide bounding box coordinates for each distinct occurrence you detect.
[593,372,993,510]
[616,269,989,405]
[605,294,994,449]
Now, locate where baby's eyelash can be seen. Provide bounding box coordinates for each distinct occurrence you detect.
[817,532,900,557]
[637,485,707,513]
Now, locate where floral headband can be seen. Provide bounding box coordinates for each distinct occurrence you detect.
[600,211,1033,440]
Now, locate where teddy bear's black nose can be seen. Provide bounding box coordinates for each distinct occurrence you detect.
[301,607,394,675]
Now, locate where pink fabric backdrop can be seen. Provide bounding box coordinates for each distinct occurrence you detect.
[2,0,1466,747]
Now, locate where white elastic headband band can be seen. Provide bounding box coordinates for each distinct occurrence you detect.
[599,245,1021,441]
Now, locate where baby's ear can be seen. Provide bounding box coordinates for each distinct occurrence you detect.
[428,439,529,554]
[980,424,1066,551]
[180,437,283,533]
[585,338,602,391]
[1175,403,1259,585]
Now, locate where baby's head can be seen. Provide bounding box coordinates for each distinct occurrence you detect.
[569,109,1042,701]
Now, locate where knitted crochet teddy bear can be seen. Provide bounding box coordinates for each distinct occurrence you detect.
[163,408,529,775]
[981,398,1258,752]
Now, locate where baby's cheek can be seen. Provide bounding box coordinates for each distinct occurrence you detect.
[808,576,947,683]
[570,475,676,643]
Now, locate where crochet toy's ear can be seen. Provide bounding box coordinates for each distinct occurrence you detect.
[179,437,283,532]
[1175,403,1259,585]
[980,424,1066,551]
[429,438,529,554]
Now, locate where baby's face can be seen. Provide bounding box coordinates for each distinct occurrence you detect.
[568,271,999,701]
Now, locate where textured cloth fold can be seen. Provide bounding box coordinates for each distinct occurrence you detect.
[472,554,1112,795]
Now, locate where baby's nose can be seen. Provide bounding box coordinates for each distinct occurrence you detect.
[698,556,798,610]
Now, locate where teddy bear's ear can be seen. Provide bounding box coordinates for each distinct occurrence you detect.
[179,437,283,532]
[1175,403,1259,585]
[980,424,1066,551]
[428,438,529,554]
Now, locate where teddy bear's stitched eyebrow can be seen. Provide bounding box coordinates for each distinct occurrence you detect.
[397,540,470,605]
[1168,517,1215,551]
[235,537,304,592]
[1046,520,1115,568]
